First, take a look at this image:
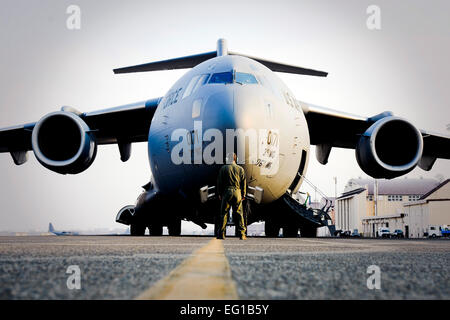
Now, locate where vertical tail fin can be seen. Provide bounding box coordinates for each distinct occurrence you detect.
[49,223,54,232]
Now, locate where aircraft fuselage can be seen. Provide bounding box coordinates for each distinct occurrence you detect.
[147,55,310,204]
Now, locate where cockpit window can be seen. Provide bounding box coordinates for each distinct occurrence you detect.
[209,71,233,84]
[192,74,209,92]
[235,72,258,84]
[208,70,259,85]
[182,74,210,99]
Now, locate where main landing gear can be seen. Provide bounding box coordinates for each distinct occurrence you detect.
[129,220,181,236]
[116,204,183,236]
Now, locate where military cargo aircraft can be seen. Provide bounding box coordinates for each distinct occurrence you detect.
[1,39,449,236]
[48,223,79,236]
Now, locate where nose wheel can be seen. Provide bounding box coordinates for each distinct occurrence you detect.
[283,225,299,238]
[130,223,146,236]
[149,224,163,236]
[168,219,182,236]
[264,221,280,237]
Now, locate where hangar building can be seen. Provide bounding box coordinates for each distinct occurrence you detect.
[336,177,442,237]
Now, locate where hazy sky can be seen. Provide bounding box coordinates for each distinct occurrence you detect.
[1,0,449,231]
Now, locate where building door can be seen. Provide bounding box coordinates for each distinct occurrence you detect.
[405,225,409,238]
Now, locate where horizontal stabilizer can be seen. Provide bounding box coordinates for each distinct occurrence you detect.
[113,51,217,74]
[229,52,328,77]
[113,38,327,77]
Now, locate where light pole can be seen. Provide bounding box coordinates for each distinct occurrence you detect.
[374,179,378,217]
[334,176,337,200]
[333,176,337,229]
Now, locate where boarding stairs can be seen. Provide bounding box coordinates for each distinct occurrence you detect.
[282,175,336,236]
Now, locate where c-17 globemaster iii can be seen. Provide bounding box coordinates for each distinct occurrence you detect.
[1,39,449,237]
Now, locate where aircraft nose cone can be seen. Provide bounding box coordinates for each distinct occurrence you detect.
[201,85,279,178]
[202,88,236,131]
[233,85,267,129]
[195,85,290,203]
[202,85,268,140]
[201,86,261,169]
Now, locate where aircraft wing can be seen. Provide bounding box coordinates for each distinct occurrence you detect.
[0,97,162,165]
[0,123,35,154]
[81,97,162,144]
[300,101,450,170]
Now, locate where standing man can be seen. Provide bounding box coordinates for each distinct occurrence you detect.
[217,153,247,240]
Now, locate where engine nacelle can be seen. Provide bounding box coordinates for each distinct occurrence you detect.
[31,111,97,174]
[356,116,423,179]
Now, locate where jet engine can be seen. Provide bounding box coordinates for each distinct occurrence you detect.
[356,116,423,179]
[31,111,97,174]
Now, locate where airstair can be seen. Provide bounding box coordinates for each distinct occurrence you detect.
[282,175,336,236]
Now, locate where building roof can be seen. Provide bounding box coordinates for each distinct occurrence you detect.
[345,178,440,196]
[362,213,405,220]
[419,179,450,200]
[337,187,366,200]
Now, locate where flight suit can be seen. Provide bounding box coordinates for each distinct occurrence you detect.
[217,162,247,239]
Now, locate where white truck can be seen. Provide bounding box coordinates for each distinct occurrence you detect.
[378,227,391,238]
[427,226,440,238]
[427,225,450,238]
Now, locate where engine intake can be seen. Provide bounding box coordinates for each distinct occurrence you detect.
[356,117,423,179]
[31,111,97,174]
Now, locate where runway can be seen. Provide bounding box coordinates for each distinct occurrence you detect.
[0,236,448,299]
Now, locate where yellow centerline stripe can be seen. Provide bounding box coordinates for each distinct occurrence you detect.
[136,238,238,300]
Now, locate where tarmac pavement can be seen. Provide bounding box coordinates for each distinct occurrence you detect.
[0,236,448,299]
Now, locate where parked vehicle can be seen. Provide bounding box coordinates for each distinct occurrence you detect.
[391,229,404,238]
[428,225,441,238]
[337,230,351,237]
[351,229,361,237]
[334,230,342,237]
[378,227,391,238]
[441,225,450,237]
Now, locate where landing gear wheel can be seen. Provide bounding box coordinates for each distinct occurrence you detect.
[168,220,181,236]
[265,221,280,237]
[149,224,163,236]
[283,225,299,238]
[300,226,317,238]
[130,223,146,236]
